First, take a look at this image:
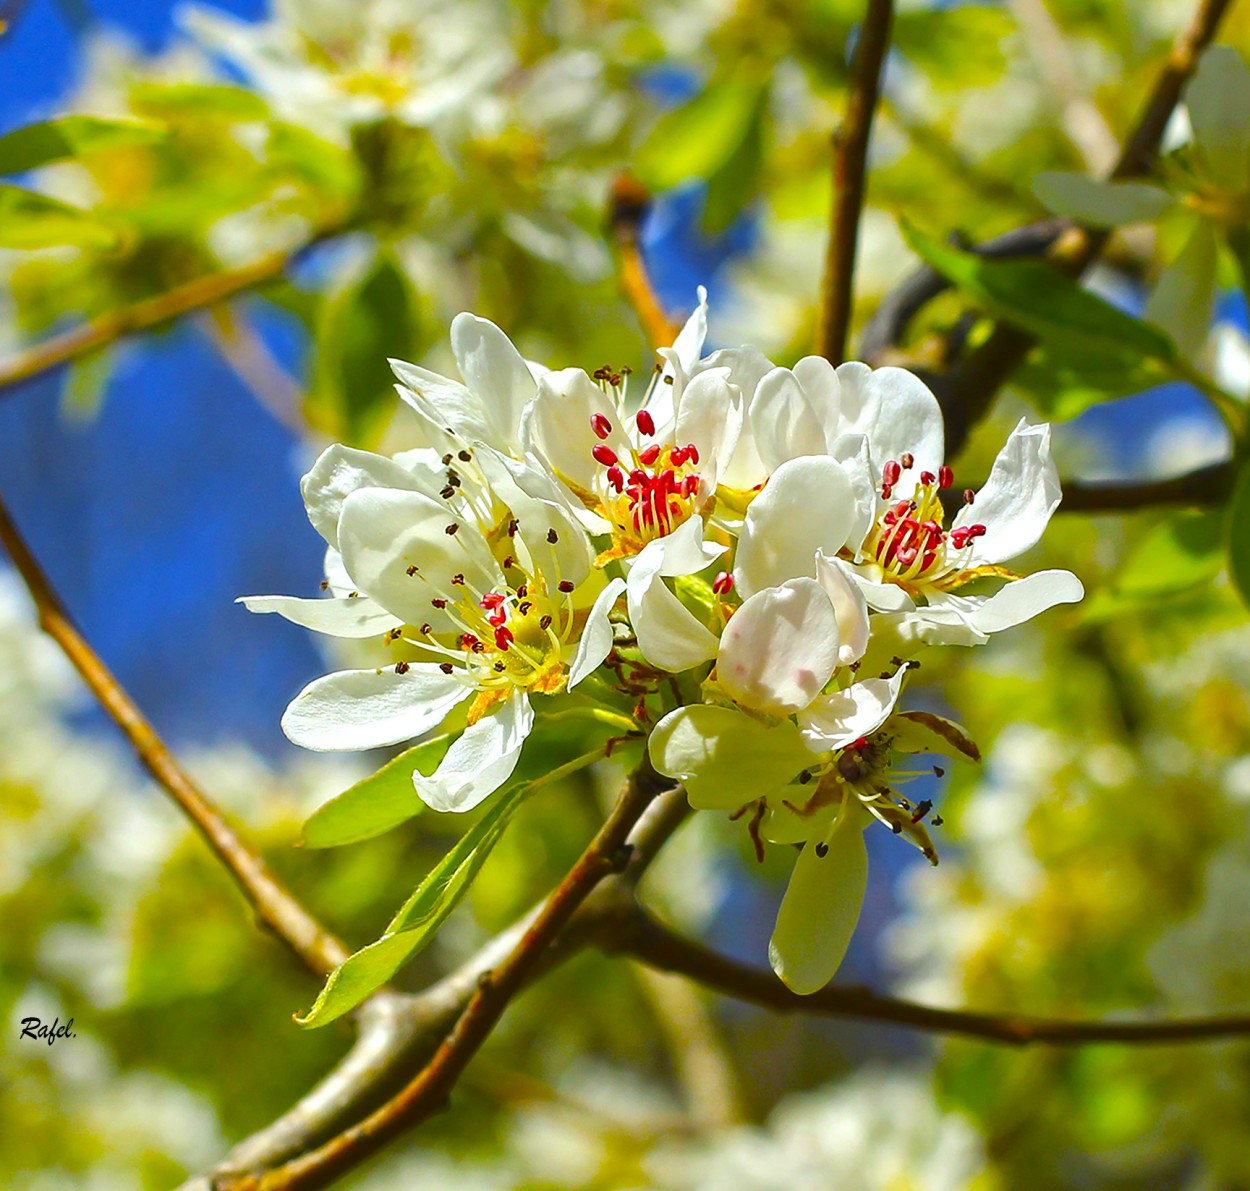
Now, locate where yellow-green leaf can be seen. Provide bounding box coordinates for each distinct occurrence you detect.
[0,116,165,175]
[0,185,120,249]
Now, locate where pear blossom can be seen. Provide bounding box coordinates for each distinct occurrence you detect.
[1034,45,1250,356]
[242,439,622,813]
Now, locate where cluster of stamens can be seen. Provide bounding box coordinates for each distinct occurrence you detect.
[867,453,987,588]
[587,405,703,544]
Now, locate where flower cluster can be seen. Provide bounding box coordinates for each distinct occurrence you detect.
[247,292,1083,993]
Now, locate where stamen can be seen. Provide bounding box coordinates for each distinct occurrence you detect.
[638,443,661,466]
[635,409,655,436]
[712,571,734,595]
[882,460,901,487]
[590,413,612,440]
[900,452,914,469]
[592,444,618,467]
[938,466,954,488]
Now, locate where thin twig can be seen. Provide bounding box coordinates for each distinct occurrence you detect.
[933,0,1235,456]
[612,909,1250,1047]
[817,0,896,366]
[0,228,342,396]
[609,174,679,346]
[232,759,673,1190]
[0,485,349,977]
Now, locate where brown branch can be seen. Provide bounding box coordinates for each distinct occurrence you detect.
[0,484,349,977]
[609,174,680,346]
[923,0,1235,456]
[611,908,1250,1047]
[0,228,342,396]
[231,759,673,1190]
[1057,460,1236,512]
[817,0,896,366]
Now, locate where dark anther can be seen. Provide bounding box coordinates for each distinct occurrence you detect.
[394,661,410,674]
[319,580,329,590]
[441,486,455,499]
[933,765,945,777]
[445,522,459,536]
[421,623,432,634]
[451,573,465,585]
[798,770,813,784]
[458,449,472,462]
[447,472,461,487]
[910,799,933,824]
[431,597,448,609]
[546,528,559,544]
[406,565,419,576]
[442,453,454,465]
[932,814,944,826]
[539,615,553,631]
[439,662,454,674]
[558,580,575,593]
[814,842,829,858]
[891,822,903,834]
[508,518,519,537]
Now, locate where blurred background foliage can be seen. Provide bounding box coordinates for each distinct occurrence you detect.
[1,0,1249,1187]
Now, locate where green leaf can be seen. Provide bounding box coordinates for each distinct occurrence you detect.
[306,249,420,447]
[0,116,165,175]
[1082,509,1224,620]
[296,781,532,1028]
[301,734,452,849]
[1227,457,1250,611]
[1013,347,1170,421]
[700,87,766,235]
[129,81,271,122]
[0,185,120,249]
[901,220,1183,367]
[893,6,1014,88]
[634,80,765,193]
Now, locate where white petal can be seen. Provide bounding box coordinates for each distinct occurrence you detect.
[1185,45,1250,192]
[734,456,856,597]
[390,360,493,448]
[338,487,499,627]
[750,367,828,471]
[281,666,469,752]
[300,444,428,550]
[525,367,619,492]
[670,285,708,370]
[1144,220,1220,358]
[568,577,625,689]
[648,705,805,810]
[843,563,916,613]
[674,367,741,490]
[416,692,535,813]
[717,578,839,715]
[627,537,720,672]
[797,670,907,753]
[1032,173,1173,226]
[450,313,538,452]
[653,514,726,578]
[964,569,1084,634]
[791,355,843,444]
[954,419,1060,566]
[837,363,944,480]
[769,808,869,994]
[708,345,780,491]
[830,433,878,556]
[323,547,354,597]
[238,594,399,638]
[814,552,869,665]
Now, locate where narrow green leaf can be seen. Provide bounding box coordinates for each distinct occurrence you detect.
[296,781,531,1028]
[900,220,1182,366]
[129,81,271,121]
[306,249,421,447]
[701,88,766,235]
[301,734,452,849]
[634,80,764,193]
[0,185,119,249]
[0,116,165,175]
[1227,457,1250,610]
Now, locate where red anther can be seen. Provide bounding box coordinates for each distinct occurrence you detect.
[920,470,936,486]
[963,488,976,506]
[949,528,971,549]
[882,460,902,487]
[938,465,954,489]
[635,409,655,436]
[479,592,504,610]
[670,446,688,466]
[638,443,662,466]
[921,520,942,538]
[558,579,576,592]
[897,545,918,566]
[629,468,646,485]
[494,626,514,651]
[881,484,893,500]
[712,571,735,594]
[487,608,507,627]
[682,473,699,497]
[900,453,914,470]
[592,444,618,467]
[685,443,699,464]
[968,523,987,538]
[590,412,612,440]
[607,465,625,492]
[460,633,480,650]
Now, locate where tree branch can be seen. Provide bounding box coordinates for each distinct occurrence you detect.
[228,758,673,1190]
[898,0,1235,456]
[610,908,1250,1047]
[1057,461,1236,512]
[0,484,348,977]
[609,174,680,347]
[0,228,341,397]
[817,0,896,366]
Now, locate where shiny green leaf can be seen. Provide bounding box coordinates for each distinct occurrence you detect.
[296,781,531,1028]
